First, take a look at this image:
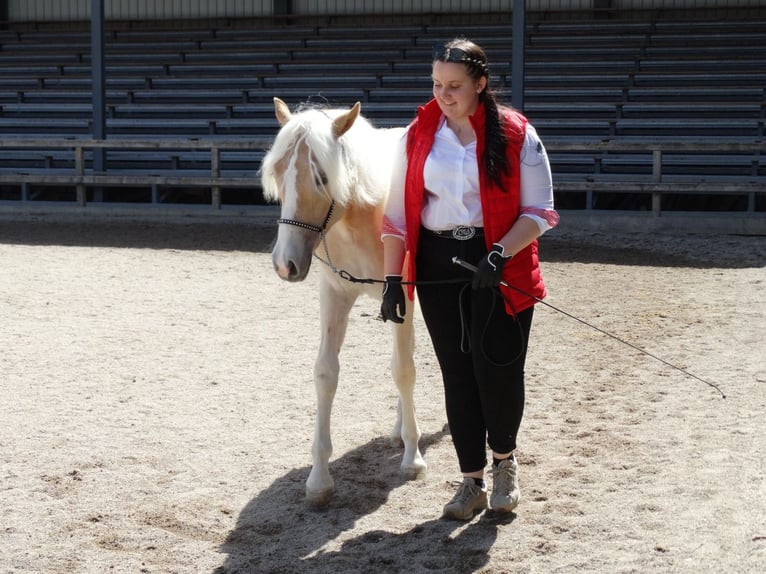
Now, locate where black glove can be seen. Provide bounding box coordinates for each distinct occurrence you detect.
[380,275,406,323]
[472,243,512,290]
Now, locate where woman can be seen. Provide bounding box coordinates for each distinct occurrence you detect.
[380,38,559,520]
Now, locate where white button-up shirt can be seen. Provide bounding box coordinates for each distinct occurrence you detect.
[384,116,558,238]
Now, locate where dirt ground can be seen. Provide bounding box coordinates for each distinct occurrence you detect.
[0,216,764,574]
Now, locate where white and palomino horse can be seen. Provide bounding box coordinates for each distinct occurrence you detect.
[261,97,426,506]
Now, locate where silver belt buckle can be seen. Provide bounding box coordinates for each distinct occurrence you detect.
[452,226,476,240]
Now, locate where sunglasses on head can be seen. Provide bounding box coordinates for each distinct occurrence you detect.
[432,45,470,63]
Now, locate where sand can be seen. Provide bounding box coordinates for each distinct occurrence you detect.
[1,217,763,573]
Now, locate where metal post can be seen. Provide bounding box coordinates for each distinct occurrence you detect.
[75,145,86,206]
[274,0,292,25]
[274,0,292,16]
[211,147,221,209]
[91,0,106,174]
[0,0,9,29]
[512,0,525,112]
[652,150,662,215]
[652,149,663,182]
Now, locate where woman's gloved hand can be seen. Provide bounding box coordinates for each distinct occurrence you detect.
[380,274,406,323]
[472,243,512,290]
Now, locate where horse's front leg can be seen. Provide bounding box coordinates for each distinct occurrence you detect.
[306,278,355,507]
[390,304,427,479]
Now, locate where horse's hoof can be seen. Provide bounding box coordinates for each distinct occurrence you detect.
[306,486,334,508]
[401,462,427,481]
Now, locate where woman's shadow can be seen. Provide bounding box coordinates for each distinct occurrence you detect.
[215,428,514,573]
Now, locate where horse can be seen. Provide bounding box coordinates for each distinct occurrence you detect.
[261,97,426,506]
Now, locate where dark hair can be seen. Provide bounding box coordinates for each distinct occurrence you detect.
[433,38,510,190]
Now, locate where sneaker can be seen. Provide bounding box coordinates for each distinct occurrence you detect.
[490,457,521,512]
[441,478,488,521]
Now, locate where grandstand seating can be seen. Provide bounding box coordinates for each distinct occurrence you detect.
[0,13,764,211]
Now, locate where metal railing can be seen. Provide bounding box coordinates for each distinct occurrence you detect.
[0,138,763,217]
[545,140,765,214]
[0,138,270,209]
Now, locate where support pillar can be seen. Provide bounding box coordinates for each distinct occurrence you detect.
[512,0,525,112]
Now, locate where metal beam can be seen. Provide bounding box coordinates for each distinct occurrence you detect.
[91,0,105,171]
[0,0,9,28]
[512,0,525,111]
[273,0,292,16]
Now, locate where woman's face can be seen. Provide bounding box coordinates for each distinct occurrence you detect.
[431,60,487,122]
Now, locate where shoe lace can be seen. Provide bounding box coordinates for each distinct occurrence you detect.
[449,480,478,504]
[492,463,517,490]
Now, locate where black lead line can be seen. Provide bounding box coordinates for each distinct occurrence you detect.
[320,248,726,399]
[450,257,727,399]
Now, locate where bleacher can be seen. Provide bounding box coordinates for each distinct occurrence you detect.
[0,14,764,213]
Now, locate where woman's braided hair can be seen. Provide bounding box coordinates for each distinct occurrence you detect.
[433,38,510,190]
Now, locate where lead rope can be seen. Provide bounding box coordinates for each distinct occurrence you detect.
[451,256,726,399]
[311,243,726,399]
[275,212,725,399]
[456,281,527,368]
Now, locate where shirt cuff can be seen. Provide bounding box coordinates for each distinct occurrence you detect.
[520,208,560,233]
[382,215,406,240]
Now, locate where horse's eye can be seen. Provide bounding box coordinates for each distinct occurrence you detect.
[316,173,328,187]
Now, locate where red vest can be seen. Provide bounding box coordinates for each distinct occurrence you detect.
[403,99,546,314]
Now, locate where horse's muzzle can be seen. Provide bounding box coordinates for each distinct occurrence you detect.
[273,249,312,282]
[272,227,319,282]
[275,259,309,282]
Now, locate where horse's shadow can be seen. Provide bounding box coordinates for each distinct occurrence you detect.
[216,428,514,573]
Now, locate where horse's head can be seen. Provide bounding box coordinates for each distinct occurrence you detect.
[261,97,362,282]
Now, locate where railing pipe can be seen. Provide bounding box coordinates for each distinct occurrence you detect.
[0,138,763,213]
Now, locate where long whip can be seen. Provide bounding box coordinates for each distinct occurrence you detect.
[450,256,726,399]
[316,242,727,399]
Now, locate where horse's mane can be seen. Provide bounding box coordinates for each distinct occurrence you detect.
[261,103,396,207]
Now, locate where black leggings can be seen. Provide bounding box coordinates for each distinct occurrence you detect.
[416,229,534,474]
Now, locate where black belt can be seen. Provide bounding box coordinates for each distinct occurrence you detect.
[425,226,484,240]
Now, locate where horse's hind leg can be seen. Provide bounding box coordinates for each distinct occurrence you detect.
[390,311,426,479]
[305,279,355,507]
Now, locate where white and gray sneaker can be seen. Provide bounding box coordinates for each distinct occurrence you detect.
[490,457,521,512]
[441,478,488,521]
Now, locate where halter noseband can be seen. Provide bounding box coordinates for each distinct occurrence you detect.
[277,199,336,234]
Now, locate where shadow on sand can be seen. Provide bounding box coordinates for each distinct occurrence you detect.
[215,429,515,574]
[0,219,277,253]
[2,218,762,269]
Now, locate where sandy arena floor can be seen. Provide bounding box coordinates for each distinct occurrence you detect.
[1,218,764,573]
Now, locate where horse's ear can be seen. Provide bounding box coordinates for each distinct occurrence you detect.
[274,97,292,126]
[332,102,361,138]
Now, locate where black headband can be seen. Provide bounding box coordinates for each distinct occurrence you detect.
[432,45,489,74]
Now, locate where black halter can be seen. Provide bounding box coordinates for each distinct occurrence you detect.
[277,199,336,234]
[276,198,339,273]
